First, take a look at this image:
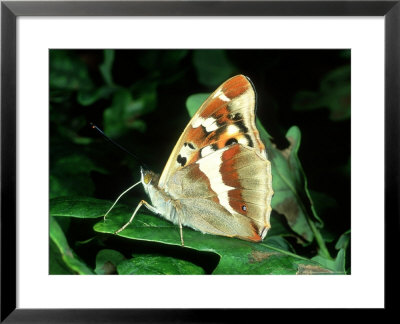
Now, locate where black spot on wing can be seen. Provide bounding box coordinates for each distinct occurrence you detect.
[177,154,187,167]
[245,134,254,147]
[235,119,249,134]
[229,113,242,121]
[200,125,211,135]
[229,112,254,147]
[225,138,238,147]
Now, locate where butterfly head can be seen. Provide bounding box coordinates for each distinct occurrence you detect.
[140,167,160,194]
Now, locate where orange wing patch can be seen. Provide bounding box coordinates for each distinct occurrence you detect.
[244,223,263,242]
[158,75,260,188]
[222,75,250,99]
[199,97,228,119]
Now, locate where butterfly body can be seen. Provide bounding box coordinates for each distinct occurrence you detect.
[129,75,273,243]
[141,169,180,225]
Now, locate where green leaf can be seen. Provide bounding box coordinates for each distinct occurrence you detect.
[51,197,333,274]
[49,239,75,274]
[50,110,93,145]
[259,124,332,258]
[50,196,111,219]
[267,212,297,240]
[77,86,115,106]
[117,255,205,275]
[193,50,237,87]
[89,200,334,274]
[138,50,188,71]
[52,153,105,175]
[50,216,94,274]
[76,50,116,106]
[312,230,350,274]
[161,50,189,68]
[335,229,350,250]
[49,50,94,91]
[257,122,323,242]
[50,173,96,199]
[103,88,154,137]
[50,153,106,198]
[308,191,338,243]
[312,250,346,274]
[95,249,126,274]
[100,49,115,86]
[186,93,209,117]
[293,65,350,121]
[263,235,295,253]
[309,191,337,218]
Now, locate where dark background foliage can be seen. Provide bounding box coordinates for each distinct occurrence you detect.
[49,49,350,275]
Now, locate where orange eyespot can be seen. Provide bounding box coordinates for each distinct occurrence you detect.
[143,172,152,184]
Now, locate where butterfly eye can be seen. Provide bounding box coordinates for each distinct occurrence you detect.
[242,205,247,212]
[143,173,152,184]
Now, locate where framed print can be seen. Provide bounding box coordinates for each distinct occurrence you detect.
[1,0,398,321]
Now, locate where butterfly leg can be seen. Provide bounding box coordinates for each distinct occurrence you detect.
[178,221,184,246]
[114,200,157,234]
[177,215,184,246]
[173,205,185,246]
[104,180,142,221]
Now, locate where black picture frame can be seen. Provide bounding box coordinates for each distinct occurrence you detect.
[1,0,398,321]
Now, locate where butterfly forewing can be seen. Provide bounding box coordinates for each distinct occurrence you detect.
[158,75,266,188]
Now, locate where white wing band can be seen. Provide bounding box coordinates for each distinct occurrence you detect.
[196,148,236,215]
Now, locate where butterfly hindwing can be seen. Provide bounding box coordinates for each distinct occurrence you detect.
[166,144,272,241]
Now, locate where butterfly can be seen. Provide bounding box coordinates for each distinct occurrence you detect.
[106,75,273,245]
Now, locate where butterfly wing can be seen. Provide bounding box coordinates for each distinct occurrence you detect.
[166,144,272,241]
[158,74,266,188]
[158,75,273,241]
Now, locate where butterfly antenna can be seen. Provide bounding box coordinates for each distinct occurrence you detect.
[89,122,149,170]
